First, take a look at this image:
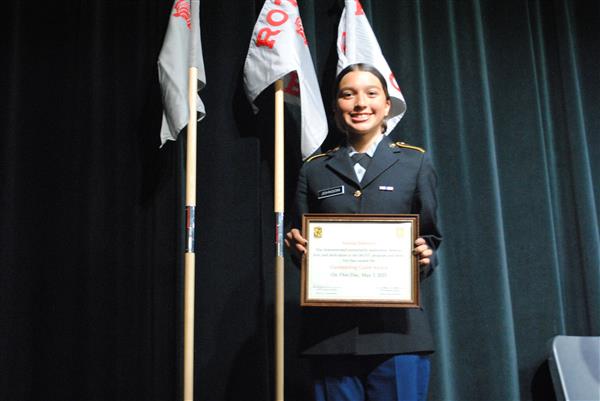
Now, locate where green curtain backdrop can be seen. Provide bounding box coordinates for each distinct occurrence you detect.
[1,1,597,400]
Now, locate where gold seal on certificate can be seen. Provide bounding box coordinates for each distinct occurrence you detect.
[301,214,420,308]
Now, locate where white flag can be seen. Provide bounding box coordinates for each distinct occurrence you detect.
[337,0,406,134]
[158,0,206,146]
[244,0,327,160]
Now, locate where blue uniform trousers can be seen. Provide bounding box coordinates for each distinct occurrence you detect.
[311,354,430,401]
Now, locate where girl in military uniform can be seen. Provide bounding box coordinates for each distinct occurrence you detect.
[285,63,442,401]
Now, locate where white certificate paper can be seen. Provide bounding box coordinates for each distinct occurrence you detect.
[302,215,419,308]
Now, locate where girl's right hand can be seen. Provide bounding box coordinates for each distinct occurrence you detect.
[285,228,307,257]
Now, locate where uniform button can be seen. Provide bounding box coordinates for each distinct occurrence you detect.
[353,190,362,198]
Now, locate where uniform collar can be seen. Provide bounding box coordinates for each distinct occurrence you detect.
[347,134,384,158]
[326,136,400,188]
[360,135,400,188]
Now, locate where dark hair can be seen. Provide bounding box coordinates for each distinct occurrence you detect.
[333,63,391,134]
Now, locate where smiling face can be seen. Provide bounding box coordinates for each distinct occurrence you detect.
[335,70,391,140]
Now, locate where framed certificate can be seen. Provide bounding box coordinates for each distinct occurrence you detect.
[301,214,420,308]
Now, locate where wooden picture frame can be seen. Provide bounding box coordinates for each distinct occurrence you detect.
[301,214,420,308]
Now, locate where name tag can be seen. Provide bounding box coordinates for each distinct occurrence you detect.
[318,186,345,199]
[378,186,394,191]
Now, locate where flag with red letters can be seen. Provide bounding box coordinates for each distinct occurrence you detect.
[337,0,406,134]
[244,0,327,160]
[158,0,206,146]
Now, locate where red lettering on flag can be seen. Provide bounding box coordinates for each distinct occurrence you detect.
[284,71,300,96]
[256,27,282,48]
[274,0,298,6]
[173,0,192,29]
[389,72,401,92]
[354,0,365,15]
[295,17,307,45]
[267,9,289,26]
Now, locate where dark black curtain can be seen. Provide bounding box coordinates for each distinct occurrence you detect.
[1,1,598,401]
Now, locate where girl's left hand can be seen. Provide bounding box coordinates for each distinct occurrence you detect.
[413,237,433,266]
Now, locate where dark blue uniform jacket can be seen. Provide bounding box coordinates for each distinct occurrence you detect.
[292,135,442,355]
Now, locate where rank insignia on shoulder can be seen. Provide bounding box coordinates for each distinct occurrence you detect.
[392,141,426,153]
[318,186,344,199]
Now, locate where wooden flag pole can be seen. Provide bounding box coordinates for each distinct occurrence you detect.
[184,66,199,401]
[274,79,285,401]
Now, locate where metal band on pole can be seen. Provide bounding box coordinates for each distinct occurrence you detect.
[186,206,196,253]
